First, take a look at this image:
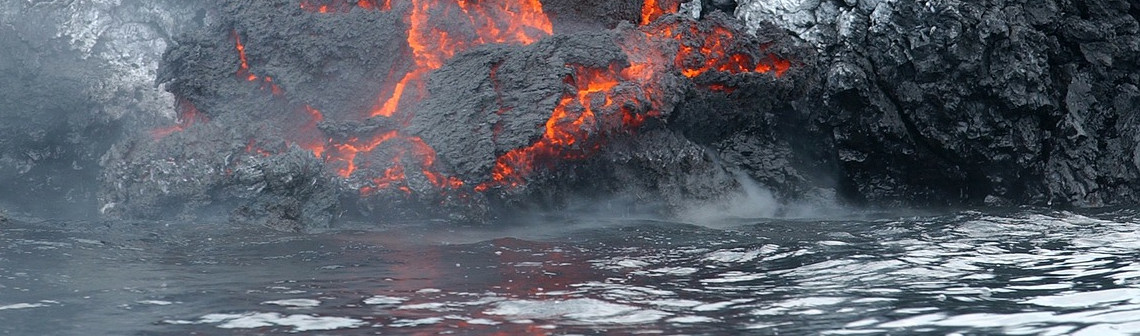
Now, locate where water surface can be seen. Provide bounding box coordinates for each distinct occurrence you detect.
[2,209,1139,335]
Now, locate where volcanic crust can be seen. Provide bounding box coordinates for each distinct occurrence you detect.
[99,0,810,226]
[2,0,1138,227]
[741,0,1140,206]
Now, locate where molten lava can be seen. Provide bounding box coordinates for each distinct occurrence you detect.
[233,31,283,93]
[187,0,794,198]
[641,0,682,25]
[477,63,663,191]
[668,25,791,78]
[151,99,208,139]
[301,0,389,12]
[475,16,793,191]
[370,0,552,118]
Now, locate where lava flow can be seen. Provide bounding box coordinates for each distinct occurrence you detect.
[155,0,794,198]
[150,98,208,140]
[344,0,553,195]
[641,0,683,25]
[666,24,792,78]
[475,8,793,191]
[301,0,389,12]
[371,0,552,119]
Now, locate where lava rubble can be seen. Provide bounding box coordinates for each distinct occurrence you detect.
[84,0,1140,230]
[97,0,810,229]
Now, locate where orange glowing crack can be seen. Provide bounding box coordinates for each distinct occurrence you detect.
[232,30,257,81]
[301,0,388,12]
[371,0,552,118]
[216,0,795,197]
[640,0,681,25]
[477,64,635,191]
[150,99,208,139]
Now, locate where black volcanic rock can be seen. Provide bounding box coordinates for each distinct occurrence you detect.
[87,0,1140,230]
[99,112,338,230]
[407,32,628,181]
[159,0,406,122]
[701,0,738,17]
[740,0,1140,207]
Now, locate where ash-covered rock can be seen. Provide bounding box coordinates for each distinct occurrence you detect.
[103,0,813,228]
[410,13,816,211]
[160,0,406,122]
[739,0,1140,207]
[408,32,630,180]
[99,112,338,230]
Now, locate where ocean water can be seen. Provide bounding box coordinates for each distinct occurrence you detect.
[2,208,1140,335]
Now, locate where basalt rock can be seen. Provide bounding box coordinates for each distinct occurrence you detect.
[99,112,338,230]
[47,0,1140,229]
[740,0,1140,207]
[101,0,813,228]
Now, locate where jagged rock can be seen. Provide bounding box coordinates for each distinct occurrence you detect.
[739,0,1140,206]
[10,0,1140,226]
[99,112,338,229]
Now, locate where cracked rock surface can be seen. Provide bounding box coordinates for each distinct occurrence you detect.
[740,0,1140,206]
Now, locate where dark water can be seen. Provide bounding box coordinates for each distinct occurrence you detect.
[2,208,1140,335]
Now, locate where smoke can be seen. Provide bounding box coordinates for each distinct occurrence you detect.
[0,1,207,218]
[675,170,850,228]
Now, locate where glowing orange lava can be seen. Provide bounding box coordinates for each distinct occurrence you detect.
[206,0,794,197]
[301,0,388,12]
[641,0,682,25]
[233,30,284,93]
[299,105,327,158]
[370,0,552,118]
[476,16,793,191]
[477,64,650,191]
[669,25,791,78]
[150,99,208,139]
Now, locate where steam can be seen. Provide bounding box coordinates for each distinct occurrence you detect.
[676,170,847,227]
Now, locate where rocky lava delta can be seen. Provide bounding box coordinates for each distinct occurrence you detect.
[1,0,1138,229]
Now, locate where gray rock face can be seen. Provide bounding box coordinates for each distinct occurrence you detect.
[740,0,1140,206]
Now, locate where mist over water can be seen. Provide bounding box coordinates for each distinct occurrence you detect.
[4,1,1140,335]
[5,208,1140,335]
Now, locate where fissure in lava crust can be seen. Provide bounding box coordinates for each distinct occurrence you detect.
[113,0,803,225]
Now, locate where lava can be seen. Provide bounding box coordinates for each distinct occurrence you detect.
[208,0,793,197]
[475,15,793,191]
[370,0,552,118]
[150,99,208,139]
[233,30,257,82]
[477,64,646,191]
[669,25,791,78]
[232,31,284,93]
[641,0,682,25]
[300,0,388,12]
[298,105,327,158]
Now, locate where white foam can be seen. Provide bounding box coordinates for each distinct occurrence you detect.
[1025,288,1140,308]
[363,295,407,305]
[0,303,48,310]
[262,299,321,308]
[176,312,365,332]
[137,300,175,305]
[485,298,668,324]
[389,317,444,327]
[666,315,717,323]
